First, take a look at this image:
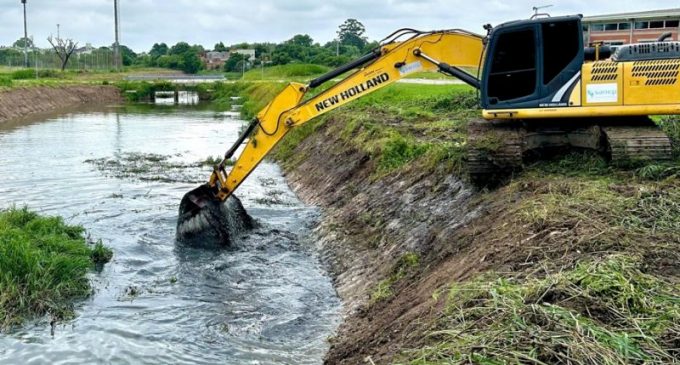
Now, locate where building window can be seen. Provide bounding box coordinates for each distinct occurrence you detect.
[666,20,680,28]
[619,22,631,30]
[635,21,649,29]
[591,24,605,32]
[604,23,618,31]
[650,21,664,29]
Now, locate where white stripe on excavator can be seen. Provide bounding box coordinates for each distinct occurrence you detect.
[552,71,581,103]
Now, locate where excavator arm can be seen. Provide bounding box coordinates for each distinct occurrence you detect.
[190,29,484,207]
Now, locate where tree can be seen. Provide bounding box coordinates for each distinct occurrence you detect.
[47,35,78,71]
[271,52,291,65]
[223,53,250,73]
[149,43,168,59]
[182,52,203,74]
[13,37,33,49]
[169,42,191,56]
[338,18,368,49]
[119,45,137,66]
[287,34,314,47]
[214,42,227,52]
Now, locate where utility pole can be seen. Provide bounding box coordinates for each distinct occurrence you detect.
[113,0,121,71]
[57,24,60,39]
[21,0,28,67]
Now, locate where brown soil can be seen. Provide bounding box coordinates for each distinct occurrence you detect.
[0,85,121,125]
[282,116,680,364]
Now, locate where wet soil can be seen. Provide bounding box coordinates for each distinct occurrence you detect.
[0,85,121,125]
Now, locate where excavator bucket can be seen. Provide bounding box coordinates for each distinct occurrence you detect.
[176,184,254,247]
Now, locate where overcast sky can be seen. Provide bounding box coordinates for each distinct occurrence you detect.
[0,0,677,52]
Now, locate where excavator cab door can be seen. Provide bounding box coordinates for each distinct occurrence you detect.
[481,15,584,110]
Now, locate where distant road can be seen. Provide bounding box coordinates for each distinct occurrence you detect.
[125,75,225,84]
[125,74,465,85]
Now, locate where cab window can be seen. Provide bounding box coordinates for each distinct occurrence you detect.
[488,29,537,102]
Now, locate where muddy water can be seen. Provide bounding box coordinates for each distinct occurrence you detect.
[0,105,340,364]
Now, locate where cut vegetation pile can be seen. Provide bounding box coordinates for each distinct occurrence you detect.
[410,255,679,364]
[399,154,680,364]
[221,80,680,364]
[0,207,112,330]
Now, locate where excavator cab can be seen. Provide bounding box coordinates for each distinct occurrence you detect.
[480,15,584,110]
[469,14,676,180]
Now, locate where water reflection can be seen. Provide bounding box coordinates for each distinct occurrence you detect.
[154,91,200,105]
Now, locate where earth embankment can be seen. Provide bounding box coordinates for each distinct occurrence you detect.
[276,108,679,364]
[0,85,121,124]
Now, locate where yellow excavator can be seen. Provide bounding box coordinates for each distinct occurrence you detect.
[177,14,679,243]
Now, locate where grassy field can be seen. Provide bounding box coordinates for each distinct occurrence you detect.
[0,207,112,330]
[0,66,179,90]
[242,63,330,81]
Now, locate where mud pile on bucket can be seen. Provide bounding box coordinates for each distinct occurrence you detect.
[176,184,254,247]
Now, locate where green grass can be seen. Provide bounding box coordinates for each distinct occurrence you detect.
[377,132,431,173]
[239,82,287,119]
[405,67,479,80]
[272,118,326,167]
[0,207,113,330]
[657,116,680,158]
[517,152,680,235]
[115,80,177,102]
[348,84,475,111]
[370,252,420,305]
[242,64,330,81]
[405,255,679,364]
[0,76,11,88]
[90,240,113,265]
[0,66,179,90]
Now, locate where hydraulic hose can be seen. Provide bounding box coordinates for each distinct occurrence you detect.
[307,49,382,89]
[223,118,259,161]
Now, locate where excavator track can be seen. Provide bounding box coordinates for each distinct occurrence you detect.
[467,117,673,185]
[602,118,673,164]
[467,119,523,184]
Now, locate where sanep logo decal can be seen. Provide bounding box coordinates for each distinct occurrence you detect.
[586,83,618,103]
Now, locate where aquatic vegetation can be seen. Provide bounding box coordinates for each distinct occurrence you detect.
[0,207,113,330]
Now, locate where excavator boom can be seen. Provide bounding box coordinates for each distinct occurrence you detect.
[187,29,484,209]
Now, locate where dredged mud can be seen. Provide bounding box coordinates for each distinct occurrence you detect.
[176,186,255,247]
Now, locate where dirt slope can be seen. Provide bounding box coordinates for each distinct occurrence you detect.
[0,85,121,124]
[281,115,680,364]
